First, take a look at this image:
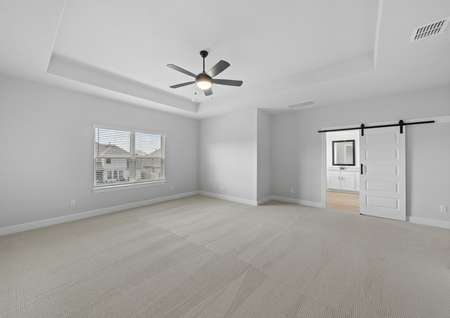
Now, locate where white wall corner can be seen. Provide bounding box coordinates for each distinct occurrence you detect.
[257,196,272,205]
[268,195,325,208]
[199,191,258,206]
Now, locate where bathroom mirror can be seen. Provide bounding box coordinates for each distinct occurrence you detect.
[332,140,355,166]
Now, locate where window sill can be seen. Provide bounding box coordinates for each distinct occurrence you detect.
[93,179,167,192]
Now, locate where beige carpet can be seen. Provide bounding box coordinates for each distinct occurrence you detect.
[0,196,449,318]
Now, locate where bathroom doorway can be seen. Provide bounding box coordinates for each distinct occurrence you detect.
[325,131,360,213]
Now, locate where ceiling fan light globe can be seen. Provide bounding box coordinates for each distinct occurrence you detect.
[196,79,212,90]
[195,73,212,90]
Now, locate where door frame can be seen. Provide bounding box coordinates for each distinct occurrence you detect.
[320,128,361,211]
[321,121,397,212]
[320,115,450,213]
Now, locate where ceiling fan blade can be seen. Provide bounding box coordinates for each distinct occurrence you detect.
[212,79,243,87]
[204,88,213,96]
[170,81,195,88]
[208,60,230,77]
[167,64,196,78]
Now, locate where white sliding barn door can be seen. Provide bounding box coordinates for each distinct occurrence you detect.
[360,126,406,220]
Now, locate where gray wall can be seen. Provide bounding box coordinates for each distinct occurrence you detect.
[1,73,449,228]
[407,123,450,222]
[0,75,199,227]
[270,85,450,222]
[199,108,258,202]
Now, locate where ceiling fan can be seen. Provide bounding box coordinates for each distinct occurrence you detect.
[167,50,243,96]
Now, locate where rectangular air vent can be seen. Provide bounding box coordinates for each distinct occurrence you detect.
[288,100,315,109]
[411,18,448,41]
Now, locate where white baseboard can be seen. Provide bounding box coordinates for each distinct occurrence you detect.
[408,216,450,230]
[4,192,446,236]
[268,198,449,230]
[199,191,258,206]
[0,191,199,237]
[268,195,325,208]
[257,197,272,205]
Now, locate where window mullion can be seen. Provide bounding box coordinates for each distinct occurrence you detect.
[130,131,136,156]
[130,131,136,181]
[161,135,166,180]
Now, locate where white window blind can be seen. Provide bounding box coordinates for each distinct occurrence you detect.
[94,127,165,188]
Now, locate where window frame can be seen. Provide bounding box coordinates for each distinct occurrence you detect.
[93,125,166,190]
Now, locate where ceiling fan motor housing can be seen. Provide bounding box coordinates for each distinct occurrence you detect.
[196,73,211,82]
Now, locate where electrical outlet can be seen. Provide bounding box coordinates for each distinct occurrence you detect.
[70,199,76,209]
[440,205,448,213]
[289,186,295,193]
[169,185,175,191]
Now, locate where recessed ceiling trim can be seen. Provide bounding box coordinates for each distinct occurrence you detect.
[47,53,199,113]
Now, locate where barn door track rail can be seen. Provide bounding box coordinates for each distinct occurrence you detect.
[317,120,435,135]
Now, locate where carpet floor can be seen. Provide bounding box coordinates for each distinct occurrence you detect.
[0,195,449,318]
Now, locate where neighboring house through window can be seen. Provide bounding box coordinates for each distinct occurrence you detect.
[94,127,165,187]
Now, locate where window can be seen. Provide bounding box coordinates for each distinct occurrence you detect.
[96,170,104,183]
[94,127,165,188]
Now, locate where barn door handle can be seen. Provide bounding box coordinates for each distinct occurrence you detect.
[360,164,364,175]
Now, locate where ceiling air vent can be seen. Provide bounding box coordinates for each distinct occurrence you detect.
[288,101,315,109]
[411,18,448,41]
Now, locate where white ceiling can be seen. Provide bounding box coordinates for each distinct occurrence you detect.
[1,0,449,118]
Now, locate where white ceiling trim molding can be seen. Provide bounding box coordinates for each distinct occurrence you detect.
[373,0,384,68]
[286,51,374,87]
[47,53,199,113]
[46,0,67,69]
[1,0,449,118]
